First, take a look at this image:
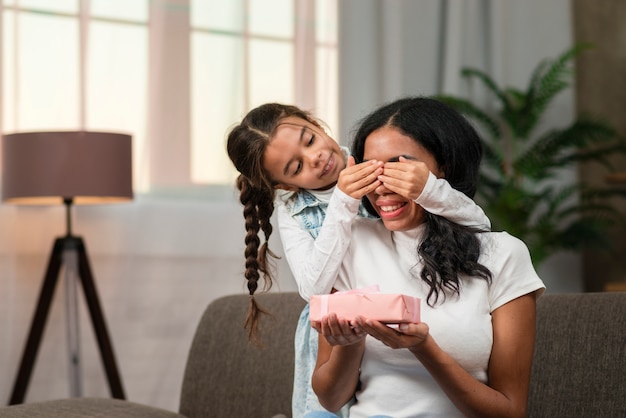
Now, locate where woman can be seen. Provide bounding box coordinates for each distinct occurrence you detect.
[310,97,545,417]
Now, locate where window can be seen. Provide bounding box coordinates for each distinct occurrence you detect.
[1,0,338,193]
[2,0,148,188]
[190,0,338,185]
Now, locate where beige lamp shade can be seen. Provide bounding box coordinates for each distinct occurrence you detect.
[2,131,133,205]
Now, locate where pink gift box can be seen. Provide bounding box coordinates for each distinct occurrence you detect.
[310,290,420,323]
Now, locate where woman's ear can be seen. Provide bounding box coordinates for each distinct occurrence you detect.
[274,183,299,192]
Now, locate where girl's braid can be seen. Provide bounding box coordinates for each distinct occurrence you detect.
[236,175,275,341]
[227,103,323,342]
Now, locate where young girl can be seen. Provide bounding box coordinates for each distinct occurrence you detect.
[226,103,490,417]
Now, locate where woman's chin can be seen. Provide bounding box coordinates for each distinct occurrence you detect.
[380,214,425,232]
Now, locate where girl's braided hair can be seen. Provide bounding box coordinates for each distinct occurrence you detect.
[226,103,324,341]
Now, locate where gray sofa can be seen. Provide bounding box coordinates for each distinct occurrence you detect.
[0,291,624,418]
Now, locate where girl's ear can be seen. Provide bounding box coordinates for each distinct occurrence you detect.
[274,183,299,192]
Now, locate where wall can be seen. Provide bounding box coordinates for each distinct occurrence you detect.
[0,196,298,409]
[573,0,626,291]
[338,0,582,293]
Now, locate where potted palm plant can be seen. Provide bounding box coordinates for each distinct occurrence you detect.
[437,44,626,267]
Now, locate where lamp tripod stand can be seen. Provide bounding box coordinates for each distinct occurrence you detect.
[9,198,125,405]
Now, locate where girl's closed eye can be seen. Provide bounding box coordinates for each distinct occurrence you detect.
[294,161,303,175]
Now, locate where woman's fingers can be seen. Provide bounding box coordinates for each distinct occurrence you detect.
[320,313,367,346]
[356,317,428,350]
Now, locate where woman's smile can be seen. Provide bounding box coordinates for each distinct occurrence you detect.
[377,200,408,217]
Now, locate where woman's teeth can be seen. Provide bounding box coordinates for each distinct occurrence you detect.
[380,203,405,212]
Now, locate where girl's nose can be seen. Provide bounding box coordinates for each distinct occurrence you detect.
[306,150,322,167]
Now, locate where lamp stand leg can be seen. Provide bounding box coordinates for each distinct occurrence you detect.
[63,246,83,397]
[8,239,64,405]
[75,237,125,399]
[7,236,126,405]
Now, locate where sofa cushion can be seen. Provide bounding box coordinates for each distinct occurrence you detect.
[0,397,184,418]
[179,292,306,418]
[528,292,626,417]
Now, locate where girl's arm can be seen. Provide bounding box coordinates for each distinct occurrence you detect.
[278,158,383,300]
[277,189,358,299]
[416,172,490,229]
[380,157,491,230]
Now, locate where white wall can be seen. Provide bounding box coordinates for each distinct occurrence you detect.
[0,195,298,409]
[0,0,579,412]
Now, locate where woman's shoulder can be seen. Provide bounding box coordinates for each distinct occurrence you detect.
[478,231,534,264]
[479,231,545,309]
[480,230,529,249]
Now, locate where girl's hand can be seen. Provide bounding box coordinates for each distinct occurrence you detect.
[337,156,383,199]
[355,317,429,350]
[312,312,367,346]
[378,156,431,201]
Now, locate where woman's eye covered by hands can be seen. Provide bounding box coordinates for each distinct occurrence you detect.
[377,156,431,201]
[387,154,419,163]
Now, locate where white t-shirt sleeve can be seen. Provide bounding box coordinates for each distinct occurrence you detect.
[415,172,491,230]
[277,187,360,301]
[486,232,546,312]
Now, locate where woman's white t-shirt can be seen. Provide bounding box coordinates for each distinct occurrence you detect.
[337,218,545,417]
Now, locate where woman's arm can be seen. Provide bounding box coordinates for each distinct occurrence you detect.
[311,314,366,412]
[359,292,538,418]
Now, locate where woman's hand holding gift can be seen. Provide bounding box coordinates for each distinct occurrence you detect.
[312,312,367,347]
[355,317,430,351]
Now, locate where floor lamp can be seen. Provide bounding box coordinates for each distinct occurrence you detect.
[2,131,133,405]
